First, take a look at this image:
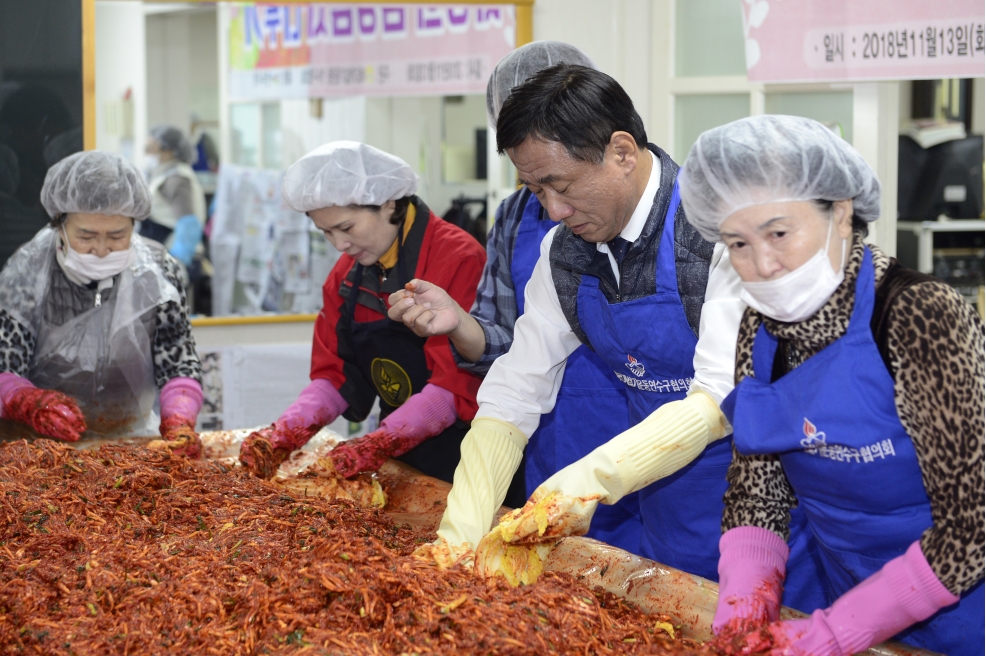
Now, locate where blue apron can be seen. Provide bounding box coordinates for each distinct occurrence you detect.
[574,181,732,581]
[572,182,823,618]
[510,193,641,554]
[730,248,984,656]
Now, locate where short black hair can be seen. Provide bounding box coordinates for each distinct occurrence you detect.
[495,65,647,164]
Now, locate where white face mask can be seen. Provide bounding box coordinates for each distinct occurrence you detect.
[738,219,847,323]
[58,229,135,283]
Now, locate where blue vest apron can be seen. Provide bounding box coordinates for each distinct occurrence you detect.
[510,193,641,554]
[730,248,984,656]
[573,181,731,581]
[571,182,823,618]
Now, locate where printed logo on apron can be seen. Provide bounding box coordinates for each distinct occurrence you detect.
[370,358,413,407]
[625,354,646,377]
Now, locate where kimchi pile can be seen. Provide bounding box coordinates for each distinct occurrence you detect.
[0,440,712,655]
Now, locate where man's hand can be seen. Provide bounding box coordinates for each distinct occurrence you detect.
[475,524,556,586]
[496,488,602,545]
[387,280,465,337]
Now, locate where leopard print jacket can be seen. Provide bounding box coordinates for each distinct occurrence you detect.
[723,232,985,596]
[0,245,202,390]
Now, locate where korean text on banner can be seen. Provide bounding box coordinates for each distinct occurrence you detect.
[228,4,516,101]
[740,0,984,83]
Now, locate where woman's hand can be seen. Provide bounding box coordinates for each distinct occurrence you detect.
[239,427,292,479]
[3,387,86,442]
[149,415,203,459]
[387,280,465,337]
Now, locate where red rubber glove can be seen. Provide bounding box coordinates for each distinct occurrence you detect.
[329,383,457,478]
[328,429,400,478]
[3,386,87,442]
[240,426,292,479]
[157,415,202,458]
[239,379,348,479]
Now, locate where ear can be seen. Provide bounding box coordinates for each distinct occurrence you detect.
[608,132,639,173]
[832,199,854,239]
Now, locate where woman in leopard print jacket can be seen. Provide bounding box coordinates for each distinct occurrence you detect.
[0,151,202,452]
[679,115,983,656]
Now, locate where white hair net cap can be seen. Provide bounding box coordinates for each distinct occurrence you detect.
[486,41,596,127]
[40,150,152,221]
[281,141,418,212]
[150,125,196,164]
[679,115,881,242]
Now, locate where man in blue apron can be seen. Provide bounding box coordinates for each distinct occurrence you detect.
[407,65,776,589]
[388,42,642,552]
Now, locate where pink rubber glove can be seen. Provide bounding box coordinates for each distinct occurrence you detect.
[157,377,204,458]
[160,377,203,423]
[0,372,87,441]
[752,541,959,656]
[329,383,457,478]
[0,373,35,418]
[239,379,348,478]
[713,526,789,637]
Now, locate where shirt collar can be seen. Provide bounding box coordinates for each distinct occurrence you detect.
[597,149,660,253]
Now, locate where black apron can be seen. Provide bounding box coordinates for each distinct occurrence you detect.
[338,205,469,485]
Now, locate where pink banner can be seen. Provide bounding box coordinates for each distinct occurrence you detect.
[741,0,984,83]
[228,4,515,100]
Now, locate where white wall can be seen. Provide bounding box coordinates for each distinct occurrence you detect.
[365,96,487,217]
[532,0,653,132]
[94,2,146,164]
[146,12,189,133]
[146,8,218,139]
[280,96,367,167]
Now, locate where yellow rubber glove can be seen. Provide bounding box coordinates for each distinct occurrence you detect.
[497,390,730,545]
[474,524,555,586]
[431,417,527,558]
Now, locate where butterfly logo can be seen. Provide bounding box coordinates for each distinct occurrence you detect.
[371,358,413,407]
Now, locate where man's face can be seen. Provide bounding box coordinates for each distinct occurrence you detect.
[508,137,639,243]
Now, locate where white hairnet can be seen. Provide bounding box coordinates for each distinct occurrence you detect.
[150,125,196,164]
[281,141,418,212]
[41,150,152,221]
[679,115,881,242]
[486,41,596,127]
